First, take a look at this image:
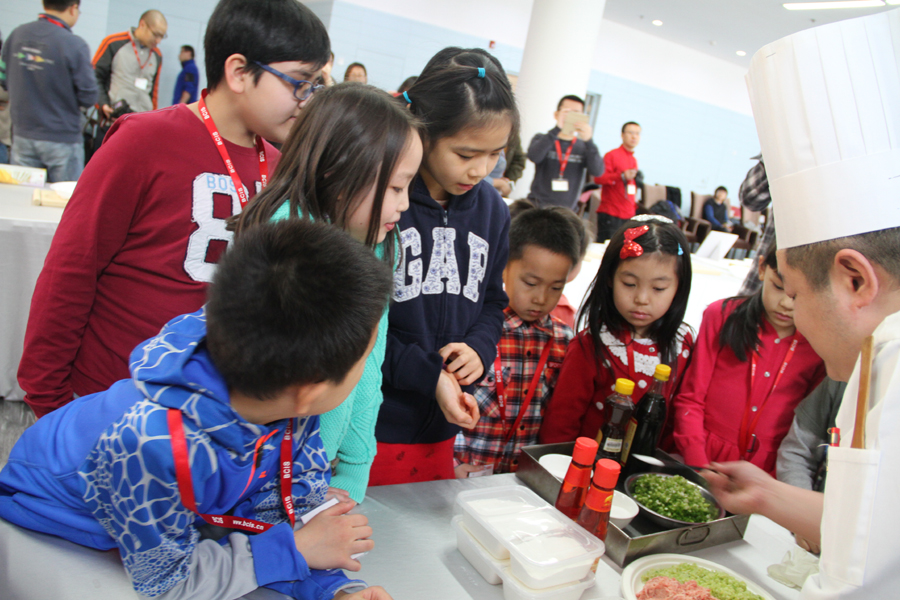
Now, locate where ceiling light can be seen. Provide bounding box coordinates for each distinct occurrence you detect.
[652,19,663,26]
[784,1,884,10]
[736,50,747,56]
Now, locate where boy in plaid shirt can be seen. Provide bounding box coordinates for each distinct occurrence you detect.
[454,208,579,475]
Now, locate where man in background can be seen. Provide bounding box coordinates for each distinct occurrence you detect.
[172,44,199,104]
[0,0,97,181]
[528,94,603,209]
[594,121,642,242]
[93,9,166,117]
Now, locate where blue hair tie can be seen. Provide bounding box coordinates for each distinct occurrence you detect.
[678,244,684,256]
[477,67,485,78]
[402,91,411,104]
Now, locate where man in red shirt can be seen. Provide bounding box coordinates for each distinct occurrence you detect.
[594,121,641,242]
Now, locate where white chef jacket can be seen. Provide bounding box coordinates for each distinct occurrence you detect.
[801,310,900,598]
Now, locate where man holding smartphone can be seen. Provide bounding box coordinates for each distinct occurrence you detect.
[527,95,603,209]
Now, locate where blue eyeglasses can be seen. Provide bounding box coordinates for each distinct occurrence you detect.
[252,61,323,102]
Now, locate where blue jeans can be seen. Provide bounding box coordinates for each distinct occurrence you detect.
[0,143,8,165]
[11,136,84,182]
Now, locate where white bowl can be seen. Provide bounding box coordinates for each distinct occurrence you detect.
[538,454,572,480]
[610,491,639,529]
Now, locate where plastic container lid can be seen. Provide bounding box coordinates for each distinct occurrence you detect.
[592,459,621,489]
[572,437,599,465]
[614,378,635,396]
[653,364,671,381]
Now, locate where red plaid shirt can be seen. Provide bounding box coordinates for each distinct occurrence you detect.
[455,307,573,473]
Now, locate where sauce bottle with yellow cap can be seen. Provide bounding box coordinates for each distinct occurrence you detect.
[622,364,671,465]
[595,378,635,463]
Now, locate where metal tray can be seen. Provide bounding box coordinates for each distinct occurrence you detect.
[515,443,749,567]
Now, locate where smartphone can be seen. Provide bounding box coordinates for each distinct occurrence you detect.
[560,111,589,137]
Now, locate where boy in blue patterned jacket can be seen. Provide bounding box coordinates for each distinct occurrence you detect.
[0,221,393,600]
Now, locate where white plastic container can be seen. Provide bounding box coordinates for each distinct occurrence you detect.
[505,508,604,589]
[452,516,506,585]
[499,566,595,600]
[455,486,547,559]
[455,486,605,590]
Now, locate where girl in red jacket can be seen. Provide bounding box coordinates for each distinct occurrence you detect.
[672,245,825,474]
[540,216,694,445]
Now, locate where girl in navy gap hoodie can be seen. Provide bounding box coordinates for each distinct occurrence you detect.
[371,47,519,484]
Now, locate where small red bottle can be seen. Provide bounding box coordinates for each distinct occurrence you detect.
[576,459,621,541]
[554,437,599,519]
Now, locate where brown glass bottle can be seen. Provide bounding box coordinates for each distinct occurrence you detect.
[595,378,635,463]
[576,458,621,541]
[554,437,599,519]
[622,364,671,465]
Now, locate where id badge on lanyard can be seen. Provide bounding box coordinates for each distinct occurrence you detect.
[553,139,575,193]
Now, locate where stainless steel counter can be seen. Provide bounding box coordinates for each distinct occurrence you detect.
[0,473,801,599]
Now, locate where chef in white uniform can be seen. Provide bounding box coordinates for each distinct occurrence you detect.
[702,8,900,599]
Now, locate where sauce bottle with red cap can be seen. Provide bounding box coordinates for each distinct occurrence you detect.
[576,458,621,541]
[554,437,599,519]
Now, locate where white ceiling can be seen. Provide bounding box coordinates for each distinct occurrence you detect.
[603,0,898,67]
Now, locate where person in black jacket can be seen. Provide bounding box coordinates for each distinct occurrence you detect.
[371,47,518,485]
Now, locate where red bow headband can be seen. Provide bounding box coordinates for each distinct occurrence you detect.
[620,225,649,259]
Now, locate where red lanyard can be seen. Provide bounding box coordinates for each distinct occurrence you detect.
[738,337,799,455]
[167,409,296,532]
[554,140,575,179]
[198,90,269,209]
[130,38,153,71]
[494,337,554,459]
[39,15,67,29]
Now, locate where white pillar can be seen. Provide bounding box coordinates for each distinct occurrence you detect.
[514,0,607,198]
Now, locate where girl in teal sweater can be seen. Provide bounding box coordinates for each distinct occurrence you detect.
[233,83,423,502]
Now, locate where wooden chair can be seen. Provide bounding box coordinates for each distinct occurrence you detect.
[639,183,668,212]
[683,191,713,248]
[727,206,765,258]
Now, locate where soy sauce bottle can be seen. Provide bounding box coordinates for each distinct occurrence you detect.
[554,437,599,519]
[595,379,635,463]
[576,459,621,542]
[622,364,671,465]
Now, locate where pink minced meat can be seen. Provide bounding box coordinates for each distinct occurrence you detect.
[637,576,717,600]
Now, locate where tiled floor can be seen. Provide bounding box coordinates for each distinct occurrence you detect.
[0,400,35,469]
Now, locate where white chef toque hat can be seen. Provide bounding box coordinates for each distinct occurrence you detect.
[745,9,900,249]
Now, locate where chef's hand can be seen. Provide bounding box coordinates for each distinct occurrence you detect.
[440,342,484,385]
[701,461,773,516]
[795,533,820,555]
[335,586,393,600]
[435,369,479,429]
[293,500,372,571]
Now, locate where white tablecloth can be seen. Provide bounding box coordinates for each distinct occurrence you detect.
[0,183,63,400]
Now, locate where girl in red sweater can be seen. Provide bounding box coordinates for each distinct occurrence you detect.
[540,216,694,445]
[672,245,825,474]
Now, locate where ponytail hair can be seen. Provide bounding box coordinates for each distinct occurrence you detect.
[719,243,778,361]
[580,216,692,366]
[231,83,422,264]
[401,47,519,146]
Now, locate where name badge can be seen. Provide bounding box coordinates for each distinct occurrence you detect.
[551,179,569,192]
[467,464,495,478]
[134,77,149,91]
[627,183,637,196]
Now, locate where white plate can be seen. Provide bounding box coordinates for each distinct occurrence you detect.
[538,454,572,480]
[621,554,776,600]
